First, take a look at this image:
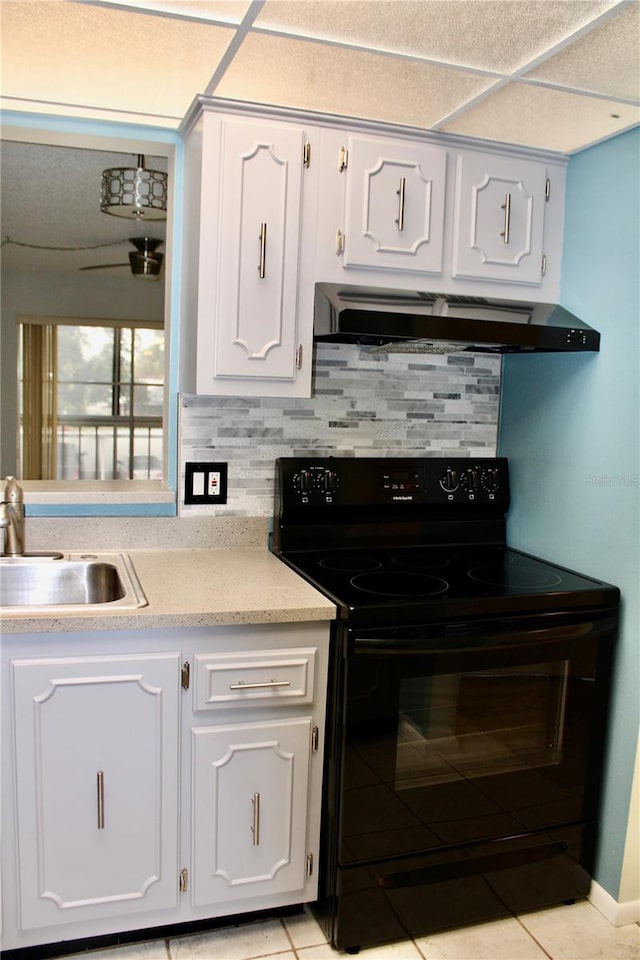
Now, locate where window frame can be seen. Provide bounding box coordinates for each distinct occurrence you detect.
[0,114,181,517]
[19,315,165,482]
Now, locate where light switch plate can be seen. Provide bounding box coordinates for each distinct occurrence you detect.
[184,462,228,505]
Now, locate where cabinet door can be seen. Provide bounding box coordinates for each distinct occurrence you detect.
[12,653,181,930]
[452,153,547,285]
[192,717,311,906]
[205,118,305,385]
[343,135,446,274]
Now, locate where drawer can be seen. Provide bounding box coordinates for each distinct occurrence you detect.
[193,647,317,711]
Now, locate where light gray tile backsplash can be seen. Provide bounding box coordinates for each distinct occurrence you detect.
[180,343,501,516]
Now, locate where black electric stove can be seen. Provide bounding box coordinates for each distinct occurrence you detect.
[272,457,619,954]
[272,456,619,627]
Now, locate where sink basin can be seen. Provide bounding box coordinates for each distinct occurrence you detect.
[0,552,147,613]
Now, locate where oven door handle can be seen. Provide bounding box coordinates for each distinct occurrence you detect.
[350,616,611,656]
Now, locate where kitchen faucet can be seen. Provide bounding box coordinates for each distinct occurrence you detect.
[1,477,25,556]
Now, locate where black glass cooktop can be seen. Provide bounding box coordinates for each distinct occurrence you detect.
[280,544,619,625]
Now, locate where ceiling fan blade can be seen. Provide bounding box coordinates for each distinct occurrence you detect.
[78,263,129,271]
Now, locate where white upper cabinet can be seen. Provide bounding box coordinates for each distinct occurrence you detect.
[451,152,549,286]
[181,111,318,398]
[180,103,567,398]
[341,135,446,274]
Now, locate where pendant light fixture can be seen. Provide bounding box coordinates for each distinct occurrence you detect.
[100,154,167,220]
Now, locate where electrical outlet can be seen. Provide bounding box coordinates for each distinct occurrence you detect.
[184,462,228,505]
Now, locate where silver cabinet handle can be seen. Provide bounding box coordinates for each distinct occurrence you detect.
[500,193,511,244]
[251,792,260,845]
[395,177,406,232]
[258,222,267,278]
[229,678,291,690]
[97,771,105,830]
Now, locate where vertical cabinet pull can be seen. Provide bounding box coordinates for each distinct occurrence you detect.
[395,177,406,232]
[251,792,261,846]
[258,223,267,278]
[96,771,105,830]
[500,192,511,244]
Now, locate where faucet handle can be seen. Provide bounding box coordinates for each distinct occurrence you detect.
[3,477,23,503]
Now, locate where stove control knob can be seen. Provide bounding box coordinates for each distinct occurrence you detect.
[439,468,459,493]
[295,470,311,494]
[324,468,337,494]
[480,468,499,494]
[460,468,479,493]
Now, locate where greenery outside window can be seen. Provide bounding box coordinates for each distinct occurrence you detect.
[19,316,164,482]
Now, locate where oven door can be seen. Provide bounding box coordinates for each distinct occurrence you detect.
[337,611,616,869]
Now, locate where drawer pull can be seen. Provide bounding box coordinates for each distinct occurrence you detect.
[229,678,291,690]
[251,792,260,846]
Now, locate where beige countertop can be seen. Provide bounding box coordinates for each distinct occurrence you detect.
[1,517,336,635]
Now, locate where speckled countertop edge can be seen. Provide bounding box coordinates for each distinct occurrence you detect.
[1,518,336,634]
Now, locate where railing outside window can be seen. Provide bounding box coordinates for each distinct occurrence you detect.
[56,420,163,480]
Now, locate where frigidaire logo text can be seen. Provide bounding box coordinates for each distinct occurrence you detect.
[392,495,413,501]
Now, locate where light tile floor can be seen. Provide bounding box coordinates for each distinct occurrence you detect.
[56,901,640,960]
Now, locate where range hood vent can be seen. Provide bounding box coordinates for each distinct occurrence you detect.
[314,284,600,354]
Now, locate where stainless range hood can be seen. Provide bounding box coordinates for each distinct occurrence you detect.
[314,284,600,353]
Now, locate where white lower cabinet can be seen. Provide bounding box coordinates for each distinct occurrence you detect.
[11,653,181,931]
[1,622,330,953]
[192,717,312,906]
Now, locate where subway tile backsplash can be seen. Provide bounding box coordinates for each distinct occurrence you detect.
[180,343,501,516]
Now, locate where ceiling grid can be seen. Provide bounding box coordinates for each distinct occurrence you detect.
[0,0,637,152]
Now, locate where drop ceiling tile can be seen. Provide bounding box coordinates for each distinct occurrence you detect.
[254,0,617,74]
[214,33,495,127]
[525,2,640,100]
[0,0,234,121]
[98,0,252,24]
[441,81,640,152]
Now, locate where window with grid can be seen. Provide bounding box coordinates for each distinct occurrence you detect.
[19,317,164,481]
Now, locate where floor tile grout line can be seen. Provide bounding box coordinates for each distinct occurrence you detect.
[280,914,297,956]
[514,914,555,960]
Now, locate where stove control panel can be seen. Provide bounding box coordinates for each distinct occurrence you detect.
[278,457,509,508]
[442,465,501,497]
[292,465,340,502]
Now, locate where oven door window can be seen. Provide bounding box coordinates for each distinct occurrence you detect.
[340,627,601,865]
[397,662,568,789]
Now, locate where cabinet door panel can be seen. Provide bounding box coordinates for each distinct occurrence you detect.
[12,654,180,929]
[343,136,446,274]
[192,717,311,906]
[452,153,547,284]
[213,120,304,381]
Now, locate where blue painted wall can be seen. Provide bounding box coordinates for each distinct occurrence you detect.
[499,128,640,898]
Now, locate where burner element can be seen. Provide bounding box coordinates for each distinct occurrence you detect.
[351,572,449,598]
[469,563,563,590]
[319,556,382,573]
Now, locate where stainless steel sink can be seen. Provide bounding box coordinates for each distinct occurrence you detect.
[0,552,148,613]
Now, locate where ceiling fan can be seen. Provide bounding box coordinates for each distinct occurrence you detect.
[79,237,164,279]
